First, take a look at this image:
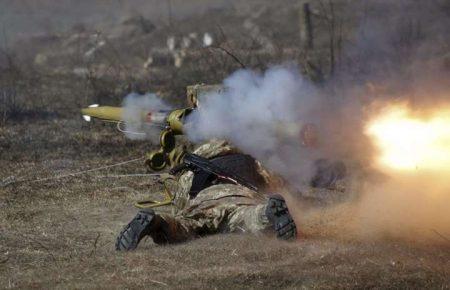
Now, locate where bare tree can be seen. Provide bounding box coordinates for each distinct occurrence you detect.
[299,1,314,51]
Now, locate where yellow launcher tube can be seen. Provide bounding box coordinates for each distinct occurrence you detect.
[81,106,189,135]
[81,106,124,121]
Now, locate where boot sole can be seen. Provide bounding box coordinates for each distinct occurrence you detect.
[116,210,155,251]
[266,196,297,240]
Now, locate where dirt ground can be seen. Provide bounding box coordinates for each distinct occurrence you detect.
[0,120,449,289]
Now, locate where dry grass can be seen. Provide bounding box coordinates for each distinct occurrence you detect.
[1,120,449,289]
[1,1,449,288]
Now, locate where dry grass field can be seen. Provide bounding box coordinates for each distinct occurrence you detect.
[1,114,449,289]
[1,0,449,289]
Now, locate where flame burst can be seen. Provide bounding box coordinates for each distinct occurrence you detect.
[366,104,450,171]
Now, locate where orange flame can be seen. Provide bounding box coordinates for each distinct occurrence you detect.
[366,104,450,171]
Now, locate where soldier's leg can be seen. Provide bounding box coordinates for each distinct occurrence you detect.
[115,210,205,250]
[227,195,297,240]
[116,184,261,250]
[148,213,206,244]
[116,186,296,251]
[184,184,297,239]
[226,203,269,233]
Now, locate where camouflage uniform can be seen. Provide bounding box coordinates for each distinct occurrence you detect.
[154,184,270,243]
[152,139,273,243]
[116,139,296,249]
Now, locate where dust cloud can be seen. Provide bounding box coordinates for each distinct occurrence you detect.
[294,171,450,245]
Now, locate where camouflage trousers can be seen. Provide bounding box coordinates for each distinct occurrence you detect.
[152,183,271,243]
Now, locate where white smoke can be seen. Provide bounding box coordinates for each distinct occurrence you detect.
[122,92,172,141]
[185,66,338,188]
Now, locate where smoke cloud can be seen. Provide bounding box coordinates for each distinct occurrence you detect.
[187,67,328,188]
[187,66,372,188]
[183,1,450,244]
[122,92,172,141]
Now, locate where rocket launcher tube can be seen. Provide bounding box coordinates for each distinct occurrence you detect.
[81,106,124,122]
[81,105,169,125]
[81,105,192,135]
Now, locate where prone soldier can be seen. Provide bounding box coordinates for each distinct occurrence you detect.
[115,138,297,250]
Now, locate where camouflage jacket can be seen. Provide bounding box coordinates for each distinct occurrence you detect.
[169,139,283,213]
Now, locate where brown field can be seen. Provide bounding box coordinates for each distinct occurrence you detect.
[1,0,449,289]
[0,122,448,289]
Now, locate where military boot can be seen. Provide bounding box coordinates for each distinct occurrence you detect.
[265,195,297,240]
[116,210,166,251]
